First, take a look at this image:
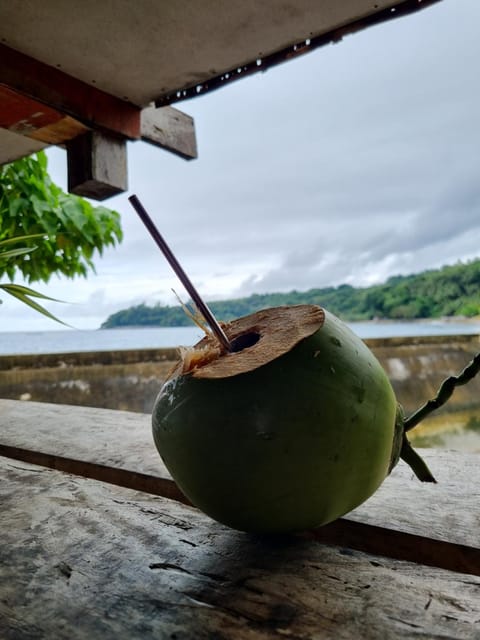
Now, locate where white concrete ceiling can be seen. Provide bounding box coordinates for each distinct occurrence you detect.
[0,0,441,175]
[1,0,427,108]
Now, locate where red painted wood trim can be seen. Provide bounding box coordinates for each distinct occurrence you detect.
[0,85,90,144]
[0,85,63,132]
[0,44,141,139]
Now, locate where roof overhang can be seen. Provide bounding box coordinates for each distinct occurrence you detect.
[0,0,442,199]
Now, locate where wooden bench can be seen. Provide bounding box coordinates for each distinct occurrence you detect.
[1,398,479,639]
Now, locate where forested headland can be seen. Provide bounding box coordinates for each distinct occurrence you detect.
[101,259,480,328]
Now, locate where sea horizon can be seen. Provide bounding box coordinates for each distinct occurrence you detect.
[1,318,480,356]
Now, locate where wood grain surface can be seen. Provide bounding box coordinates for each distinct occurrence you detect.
[1,399,478,549]
[1,457,479,640]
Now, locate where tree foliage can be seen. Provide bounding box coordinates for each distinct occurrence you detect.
[0,151,122,284]
[101,259,480,328]
[0,234,69,324]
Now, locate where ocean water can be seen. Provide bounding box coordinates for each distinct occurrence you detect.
[1,319,480,356]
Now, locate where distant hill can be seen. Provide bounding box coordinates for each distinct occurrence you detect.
[100,259,480,328]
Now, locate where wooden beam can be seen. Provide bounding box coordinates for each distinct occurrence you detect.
[0,84,63,132]
[141,106,197,160]
[67,131,127,200]
[1,67,197,167]
[29,115,90,145]
[0,84,90,146]
[0,44,141,140]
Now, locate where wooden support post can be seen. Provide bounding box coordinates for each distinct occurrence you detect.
[67,131,127,200]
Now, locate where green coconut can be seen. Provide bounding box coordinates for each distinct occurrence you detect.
[152,304,433,533]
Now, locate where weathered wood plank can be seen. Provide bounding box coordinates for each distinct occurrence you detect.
[141,106,197,160]
[0,399,478,553]
[349,456,480,548]
[30,115,90,145]
[0,398,164,477]
[1,457,479,640]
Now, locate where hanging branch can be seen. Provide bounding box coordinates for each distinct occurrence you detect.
[404,350,480,432]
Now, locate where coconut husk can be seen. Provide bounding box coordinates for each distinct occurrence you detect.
[176,304,325,380]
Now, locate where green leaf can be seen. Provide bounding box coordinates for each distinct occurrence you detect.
[0,283,66,302]
[0,152,122,285]
[7,198,27,218]
[0,284,71,326]
[0,233,45,247]
[0,246,37,261]
[36,151,48,171]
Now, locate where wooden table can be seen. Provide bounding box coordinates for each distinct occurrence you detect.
[1,399,479,639]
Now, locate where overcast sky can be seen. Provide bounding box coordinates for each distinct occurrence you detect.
[2,0,480,332]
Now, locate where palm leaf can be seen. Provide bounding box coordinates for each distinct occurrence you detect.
[0,246,37,261]
[0,234,45,247]
[0,284,70,326]
[0,283,66,302]
[0,235,70,326]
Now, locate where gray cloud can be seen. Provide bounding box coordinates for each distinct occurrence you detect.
[4,0,479,331]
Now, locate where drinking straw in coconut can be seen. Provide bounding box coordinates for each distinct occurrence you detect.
[129,195,232,352]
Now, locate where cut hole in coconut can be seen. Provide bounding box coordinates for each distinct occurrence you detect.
[230,331,261,353]
[170,305,325,381]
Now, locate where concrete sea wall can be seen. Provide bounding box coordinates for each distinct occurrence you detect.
[0,335,479,419]
[366,334,480,415]
[0,348,177,414]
